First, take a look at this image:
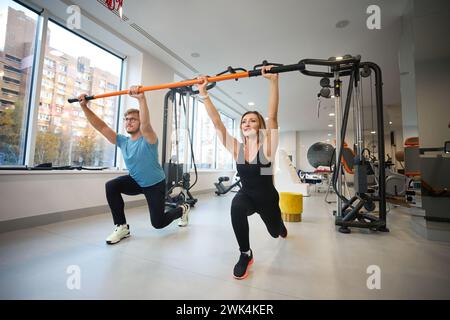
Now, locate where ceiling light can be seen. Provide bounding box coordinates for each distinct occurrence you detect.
[328,133,332,137]
[335,20,349,29]
[331,95,335,98]
[326,139,330,142]
[191,52,200,58]
[389,121,393,125]
[336,56,343,61]
[371,131,376,134]
[248,102,255,106]
[328,124,333,128]
[329,113,335,117]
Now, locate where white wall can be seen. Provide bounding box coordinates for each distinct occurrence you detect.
[416,58,450,148]
[402,125,419,141]
[279,131,297,165]
[399,0,419,140]
[0,170,137,222]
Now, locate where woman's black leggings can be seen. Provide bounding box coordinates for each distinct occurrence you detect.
[231,191,285,252]
[105,175,182,228]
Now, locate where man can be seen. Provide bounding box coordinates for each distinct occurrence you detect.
[78,85,190,245]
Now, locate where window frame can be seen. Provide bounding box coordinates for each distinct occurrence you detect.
[189,97,236,171]
[0,0,126,168]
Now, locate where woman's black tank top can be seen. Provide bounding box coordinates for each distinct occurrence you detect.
[236,143,277,198]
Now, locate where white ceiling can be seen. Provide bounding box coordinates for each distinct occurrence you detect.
[73,0,409,132]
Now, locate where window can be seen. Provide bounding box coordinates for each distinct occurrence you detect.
[192,100,217,169]
[1,88,19,97]
[5,53,21,63]
[1,1,124,168]
[55,95,64,105]
[190,99,235,170]
[38,113,50,121]
[42,69,54,78]
[33,21,122,167]
[170,93,194,169]
[0,0,38,165]
[3,76,21,85]
[44,58,55,68]
[57,64,67,72]
[107,82,117,91]
[4,64,22,74]
[41,78,53,88]
[56,74,66,84]
[216,112,235,170]
[41,91,52,100]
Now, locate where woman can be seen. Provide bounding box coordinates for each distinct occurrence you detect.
[196,66,287,280]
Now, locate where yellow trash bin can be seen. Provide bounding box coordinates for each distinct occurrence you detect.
[279,192,303,222]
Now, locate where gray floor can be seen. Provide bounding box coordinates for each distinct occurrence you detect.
[1,191,450,300]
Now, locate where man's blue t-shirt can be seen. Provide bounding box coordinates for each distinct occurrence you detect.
[116,134,165,187]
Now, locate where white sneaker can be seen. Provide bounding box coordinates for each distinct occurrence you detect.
[178,204,190,227]
[106,224,130,244]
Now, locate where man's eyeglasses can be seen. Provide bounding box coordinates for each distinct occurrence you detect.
[124,118,139,123]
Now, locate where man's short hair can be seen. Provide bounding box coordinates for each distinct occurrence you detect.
[124,108,140,118]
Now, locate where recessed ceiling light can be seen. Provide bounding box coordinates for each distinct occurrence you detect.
[389,121,393,125]
[248,102,255,106]
[336,20,350,28]
[328,124,333,128]
[371,131,376,134]
[329,113,335,117]
[191,52,200,58]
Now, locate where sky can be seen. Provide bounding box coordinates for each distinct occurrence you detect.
[47,21,122,76]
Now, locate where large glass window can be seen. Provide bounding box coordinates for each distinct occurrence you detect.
[0,1,123,168]
[193,100,216,169]
[170,93,193,168]
[34,21,122,167]
[191,99,235,170]
[216,112,234,170]
[0,0,38,165]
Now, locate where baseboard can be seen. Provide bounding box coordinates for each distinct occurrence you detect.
[0,199,147,234]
